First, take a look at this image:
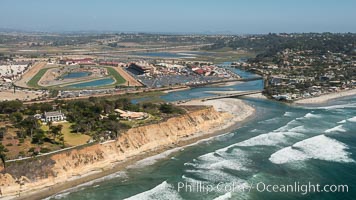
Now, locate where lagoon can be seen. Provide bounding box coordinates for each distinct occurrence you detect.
[66,78,115,88]
[62,72,91,79]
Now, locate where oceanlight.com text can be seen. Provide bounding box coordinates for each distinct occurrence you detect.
[256,182,348,195]
[177,181,349,195]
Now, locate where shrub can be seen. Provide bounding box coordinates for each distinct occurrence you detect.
[40,148,51,153]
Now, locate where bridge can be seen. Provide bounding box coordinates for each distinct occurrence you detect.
[188,76,263,88]
[201,90,263,101]
[173,90,263,104]
[239,77,263,82]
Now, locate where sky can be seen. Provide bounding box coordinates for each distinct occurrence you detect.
[1,0,355,34]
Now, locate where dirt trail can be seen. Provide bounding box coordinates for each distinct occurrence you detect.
[15,62,47,88]
[114,66,142,86]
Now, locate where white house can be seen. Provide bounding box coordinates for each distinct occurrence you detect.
[43,110,66,122]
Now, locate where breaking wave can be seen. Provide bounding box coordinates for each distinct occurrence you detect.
[324,125,346,133]
[44,171,127,200]
[213,192,232,200]
[337,120,347,124]
[283,111,294,117]
[347,116,356,122]
[123,181,182,200]
[297,112,321,120]
[316,103,356,110]
[269,135,354,164]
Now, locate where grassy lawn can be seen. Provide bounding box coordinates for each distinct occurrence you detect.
[106,67,126,85]
[27,68,49,88]
[41,122,91,146]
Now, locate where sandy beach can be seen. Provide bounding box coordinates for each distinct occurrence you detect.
[6,98,255,200]
[244,93,268,99]
[181,98,255,124]
[294,88,356,104]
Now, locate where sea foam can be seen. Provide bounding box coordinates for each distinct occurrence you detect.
[337,120,347,124]
[44,171,127,200]
[236,130,302,147]
[283,111,294,117]
[347,116,356,122]
[324,125,346,133]
[213,192,232,200]
[316,103,356,110]
[305,112,319,118]
[123,181,182,200]
[269,135,354,164]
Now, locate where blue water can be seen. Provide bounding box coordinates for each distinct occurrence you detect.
[161,67,262,102]
[131,67,262,104]
[66,78,115,88]
[50,68,356,200]
[62,72,90,79]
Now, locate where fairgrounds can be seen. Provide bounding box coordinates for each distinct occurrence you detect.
[15,63,142,90]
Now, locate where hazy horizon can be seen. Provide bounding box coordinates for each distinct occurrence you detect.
[1,0,356,34]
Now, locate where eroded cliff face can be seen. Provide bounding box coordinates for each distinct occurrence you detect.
[0,106,230,197]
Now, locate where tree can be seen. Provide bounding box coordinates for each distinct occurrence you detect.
[0,127,6,141]
[39,103,53,112]
[0,143,7,168]
[47,121,53,129]
[20,116,41,138]
[108,114,118,121]
[10,112,23,123]
[50,124,63,141]
[159,103,174,114]
[31,129,45,144]
[0,100,23,114]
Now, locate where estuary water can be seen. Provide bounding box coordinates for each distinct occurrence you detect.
[65,78,115,88]
[49,69,356,200]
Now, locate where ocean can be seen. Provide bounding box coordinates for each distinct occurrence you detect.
[47,69,356,200]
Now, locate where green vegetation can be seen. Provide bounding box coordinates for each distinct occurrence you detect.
[106,67,126,85]
[26,66,127,90]
[65,97,165,139]
[159,103,185,114]
[0,100,23,113]
[27,68,49,88]
[0,143,7,168]
[0,92,188,160]
[41,122,90,146]
[205,33,356,56]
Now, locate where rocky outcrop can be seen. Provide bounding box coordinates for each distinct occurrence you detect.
[0,106,231,198]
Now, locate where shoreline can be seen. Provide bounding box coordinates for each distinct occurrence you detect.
[9,98,255,200]
[293,88,356,105]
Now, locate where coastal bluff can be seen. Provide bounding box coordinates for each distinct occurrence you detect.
[0,105,233,199]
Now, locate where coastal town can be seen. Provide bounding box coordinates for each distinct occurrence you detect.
[227,33,356,102]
